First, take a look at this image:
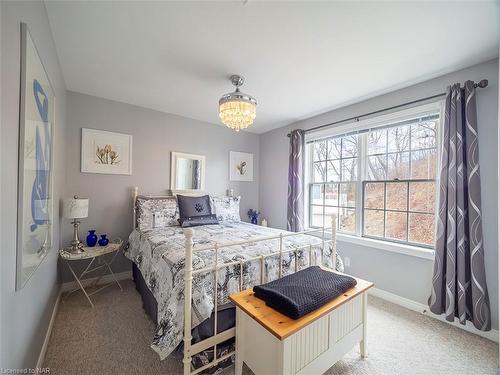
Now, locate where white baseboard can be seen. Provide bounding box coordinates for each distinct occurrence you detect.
[369,287,499,343]
[36,290,61,368]
[61,270,132,292]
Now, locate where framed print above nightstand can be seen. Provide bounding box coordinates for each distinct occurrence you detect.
[229,151,253,182]
[81,128,132,175]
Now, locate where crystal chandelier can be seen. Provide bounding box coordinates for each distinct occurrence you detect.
[218,75,257,131]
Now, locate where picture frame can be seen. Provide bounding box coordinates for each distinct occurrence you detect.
[170,151,206,195]
[229,151,253,182]
[81,128,133,175]
[17,23,56,289]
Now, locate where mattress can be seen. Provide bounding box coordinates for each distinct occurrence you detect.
[125,221,337,360]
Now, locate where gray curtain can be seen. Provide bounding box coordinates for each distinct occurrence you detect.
[287,129,305,232]
[429,81,490,331]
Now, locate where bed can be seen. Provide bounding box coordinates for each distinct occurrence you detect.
[125,188,342,374]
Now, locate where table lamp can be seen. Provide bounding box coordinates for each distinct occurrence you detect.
[62,195,89,253]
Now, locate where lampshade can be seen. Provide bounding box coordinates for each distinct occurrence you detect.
[62,196,89,219]
[218,75,257,132]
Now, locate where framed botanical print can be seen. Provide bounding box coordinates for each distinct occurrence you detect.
[81,128,132,175]
[17,23,55,289]
[229,151,254,182]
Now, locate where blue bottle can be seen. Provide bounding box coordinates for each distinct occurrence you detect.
[86,230,98,247]
[98,234,109,246]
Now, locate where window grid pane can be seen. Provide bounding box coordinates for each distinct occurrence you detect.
[340,182,356,208]
[313,161,326,182]
[339,207,356,233]
[325,183,339,207]
[385,211,408,241]
[409,213,435,245]
[363,209,384,237]
[326,160,340,182]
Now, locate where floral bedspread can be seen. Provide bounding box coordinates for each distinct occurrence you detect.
[125,221,340,360]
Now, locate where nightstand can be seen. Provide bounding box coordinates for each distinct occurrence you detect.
[60,239,123,307]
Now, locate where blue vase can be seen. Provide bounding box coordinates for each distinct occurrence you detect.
[98,234,109,246]
[86,230,98,247]
[251,217,258,225]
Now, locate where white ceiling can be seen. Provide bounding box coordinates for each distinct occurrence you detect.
[45,1,499,134]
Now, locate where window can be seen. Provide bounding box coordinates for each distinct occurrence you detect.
[307,107,439,248]
[309,135,358,233]
[363,118,437,246]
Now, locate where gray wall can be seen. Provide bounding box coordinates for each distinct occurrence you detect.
[62,91,260,281]
[1,1,67,368]
[0,7,496,368]
[259,59,499,329]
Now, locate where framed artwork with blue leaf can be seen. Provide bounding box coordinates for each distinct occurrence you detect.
[17,23,55,289]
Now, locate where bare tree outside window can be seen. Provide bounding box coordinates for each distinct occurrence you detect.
[308,113,439,248]
[363,117,438,246]
[310,135,359,233]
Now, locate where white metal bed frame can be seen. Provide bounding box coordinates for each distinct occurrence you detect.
[132,187,338,375]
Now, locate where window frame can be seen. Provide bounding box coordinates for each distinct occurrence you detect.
[305,101,443,250]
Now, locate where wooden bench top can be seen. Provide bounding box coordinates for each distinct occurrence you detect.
[229,268,374,340]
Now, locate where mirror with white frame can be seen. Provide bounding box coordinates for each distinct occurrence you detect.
[170,152,206,194]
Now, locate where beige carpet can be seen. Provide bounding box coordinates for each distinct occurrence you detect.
[44,280,498,375]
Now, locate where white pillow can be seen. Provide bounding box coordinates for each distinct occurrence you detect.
[211,196,241,222]
[136,196,179,230]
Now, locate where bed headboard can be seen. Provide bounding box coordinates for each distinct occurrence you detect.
[133,187,239,230]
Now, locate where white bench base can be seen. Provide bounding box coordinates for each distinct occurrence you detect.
[235,292,368,375]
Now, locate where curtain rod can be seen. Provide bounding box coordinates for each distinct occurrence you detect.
[287,79,489,138]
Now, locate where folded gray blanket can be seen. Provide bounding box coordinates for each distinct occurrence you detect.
[253,266,357,319]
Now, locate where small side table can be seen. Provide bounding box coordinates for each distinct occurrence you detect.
[60,239,123,307]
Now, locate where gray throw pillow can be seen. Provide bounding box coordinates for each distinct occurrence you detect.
[180,214,219,228]
[177,195,215,226]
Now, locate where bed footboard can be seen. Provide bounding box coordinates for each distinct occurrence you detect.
[182,216,338,375]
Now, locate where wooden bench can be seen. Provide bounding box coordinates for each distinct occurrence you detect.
[229,272,374,375]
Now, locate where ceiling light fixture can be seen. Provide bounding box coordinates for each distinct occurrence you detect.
[218,75,257,132]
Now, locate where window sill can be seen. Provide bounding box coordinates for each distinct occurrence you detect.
[336,233,435,260]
